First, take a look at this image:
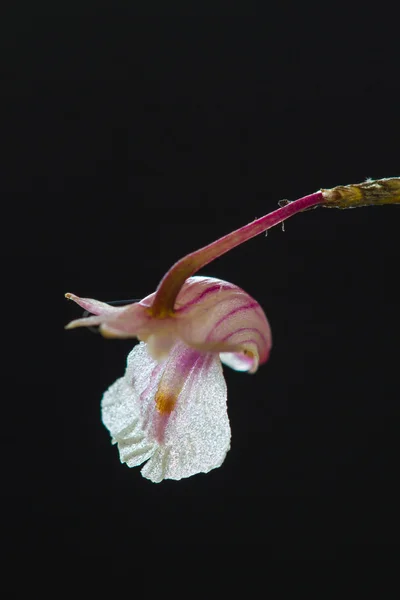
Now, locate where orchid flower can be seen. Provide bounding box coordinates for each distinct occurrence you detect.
[65,177,399,482]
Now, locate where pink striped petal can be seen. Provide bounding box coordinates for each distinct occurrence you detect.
[174,276,272,372]
[101,341,230,482]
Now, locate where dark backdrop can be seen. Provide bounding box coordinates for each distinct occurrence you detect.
[2,9,399,556]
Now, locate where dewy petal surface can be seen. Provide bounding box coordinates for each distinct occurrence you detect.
[101,341,231,483]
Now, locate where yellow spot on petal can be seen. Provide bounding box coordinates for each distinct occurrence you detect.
[155,391,177,415]
[146,306,174,319]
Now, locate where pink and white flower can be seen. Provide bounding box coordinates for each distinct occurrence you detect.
[65,276,271,482]
[66,187,329,481]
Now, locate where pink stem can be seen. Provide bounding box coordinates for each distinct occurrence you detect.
[151,190,325,316]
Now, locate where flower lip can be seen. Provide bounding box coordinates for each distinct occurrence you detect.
[101,341,231,482]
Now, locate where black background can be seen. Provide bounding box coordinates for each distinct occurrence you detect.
[2,7,399,556]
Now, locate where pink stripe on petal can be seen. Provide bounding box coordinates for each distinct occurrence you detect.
[220,326,265,343]
[177,284,222,311]
[175,277,271,370]
[175,281,235,313]
[218,326,272,366]
[209,301,260,332]
[151,344,202,443]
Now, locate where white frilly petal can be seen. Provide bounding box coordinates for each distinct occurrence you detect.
[101,342,231,483]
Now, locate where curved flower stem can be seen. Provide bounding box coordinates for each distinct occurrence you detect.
[152,176,400,317]
[151,190,325,317]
